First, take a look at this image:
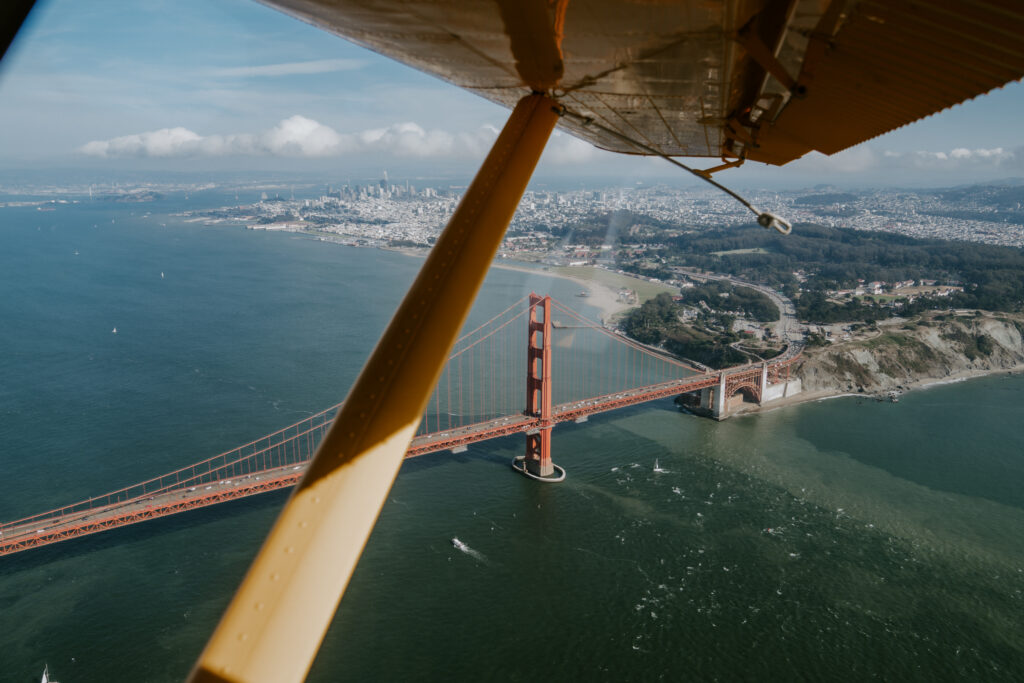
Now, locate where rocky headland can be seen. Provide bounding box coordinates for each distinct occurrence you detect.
[796,311,1024,397]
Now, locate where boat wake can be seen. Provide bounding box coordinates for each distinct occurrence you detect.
[451,537,489,564]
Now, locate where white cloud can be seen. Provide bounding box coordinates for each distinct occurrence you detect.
[78,117,504,160]
[787,146,880,174]
[79,127,205,158]
[260,115,349,156]
[543,131,604,165]
[208,59,366,78]
[785,145,1019,176]
[892,147,1015,168]
[357,122,497,158]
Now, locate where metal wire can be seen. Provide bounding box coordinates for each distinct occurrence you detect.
[558,107,792,234]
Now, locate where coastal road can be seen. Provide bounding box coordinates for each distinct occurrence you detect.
[672,268,804,360]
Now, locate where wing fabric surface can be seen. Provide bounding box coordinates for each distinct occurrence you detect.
[261,0,1024,166]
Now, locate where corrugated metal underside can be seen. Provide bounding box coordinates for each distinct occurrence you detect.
[261,0,1024,166]
[752,0,1024,164]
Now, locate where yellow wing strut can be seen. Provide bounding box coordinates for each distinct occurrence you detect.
[188,93,560,683]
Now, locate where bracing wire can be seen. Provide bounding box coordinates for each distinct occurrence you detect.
[557,108,792,235]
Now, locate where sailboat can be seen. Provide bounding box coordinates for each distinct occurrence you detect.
[41,663,60,683]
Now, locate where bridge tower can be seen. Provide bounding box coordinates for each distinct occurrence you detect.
[515,293,565,482]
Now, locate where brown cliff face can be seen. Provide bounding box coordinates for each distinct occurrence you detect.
[796,314,1024,393]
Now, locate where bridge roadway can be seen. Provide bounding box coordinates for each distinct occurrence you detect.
[0,371,733,557]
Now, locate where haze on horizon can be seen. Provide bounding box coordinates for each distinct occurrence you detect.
[1,0,1023,190]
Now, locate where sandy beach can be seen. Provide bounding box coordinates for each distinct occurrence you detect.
[490,262,642,322]
[380,249,638,322]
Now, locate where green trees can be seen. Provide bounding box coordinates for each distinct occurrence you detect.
[621,292,756,369]
[622,293,677,344]
[658,223,1024,312]
[675,281,779,322]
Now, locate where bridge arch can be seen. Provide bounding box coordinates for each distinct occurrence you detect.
[728,381,761,404]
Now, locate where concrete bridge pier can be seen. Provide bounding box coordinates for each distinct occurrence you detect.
[697,373,728,419]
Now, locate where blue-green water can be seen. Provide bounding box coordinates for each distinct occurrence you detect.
[1,197,1023,682]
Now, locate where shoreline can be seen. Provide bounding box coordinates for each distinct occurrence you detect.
[264,231,1024,421]
[488,261,636,322]
[356,245,638,322]
[735,362,1024,417]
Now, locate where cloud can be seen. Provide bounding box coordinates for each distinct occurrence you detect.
[543,131,604,165]
[79,127,205,158]
[787,145,1021,177]
[791,146,880,174]
[78,116,503,160]
[888,147,1016,168]
[260,115,350,156]
[208,59,366,78]
[357,122,497,158]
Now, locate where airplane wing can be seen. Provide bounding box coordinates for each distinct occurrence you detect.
[260,0,1024,166]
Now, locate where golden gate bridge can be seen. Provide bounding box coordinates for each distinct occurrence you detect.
[0,294,797,557]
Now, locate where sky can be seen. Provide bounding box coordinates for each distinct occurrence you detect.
[1,0,1023,189]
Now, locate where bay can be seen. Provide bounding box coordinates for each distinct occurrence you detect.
[1,197,1022,681]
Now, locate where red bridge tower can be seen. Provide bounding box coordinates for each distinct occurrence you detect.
[515,293,565,482]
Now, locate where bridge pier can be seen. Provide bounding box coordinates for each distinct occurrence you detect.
[695,372,728,419]
[514,293,565,482]
[760,362,768,402]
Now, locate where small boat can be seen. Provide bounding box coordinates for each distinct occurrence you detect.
[451,537,468,551]
[111,327,117,334]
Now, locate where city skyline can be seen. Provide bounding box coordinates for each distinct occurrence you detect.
[1,0,1023,188]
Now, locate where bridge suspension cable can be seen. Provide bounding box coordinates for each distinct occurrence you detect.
[1,294,796,558]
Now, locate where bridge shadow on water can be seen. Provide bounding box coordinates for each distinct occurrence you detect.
[2,402,687,575]
[401,400,683,474]
[400,433,523,474]
[0,487,293,576]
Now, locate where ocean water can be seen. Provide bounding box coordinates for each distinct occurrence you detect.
[1,196,1022,682]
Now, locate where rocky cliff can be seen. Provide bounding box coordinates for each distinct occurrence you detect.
[797,313,1024,393]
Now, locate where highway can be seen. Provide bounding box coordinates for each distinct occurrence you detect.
[671,267,804,361]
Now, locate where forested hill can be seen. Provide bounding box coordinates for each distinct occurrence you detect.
[655,223,1024,312]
